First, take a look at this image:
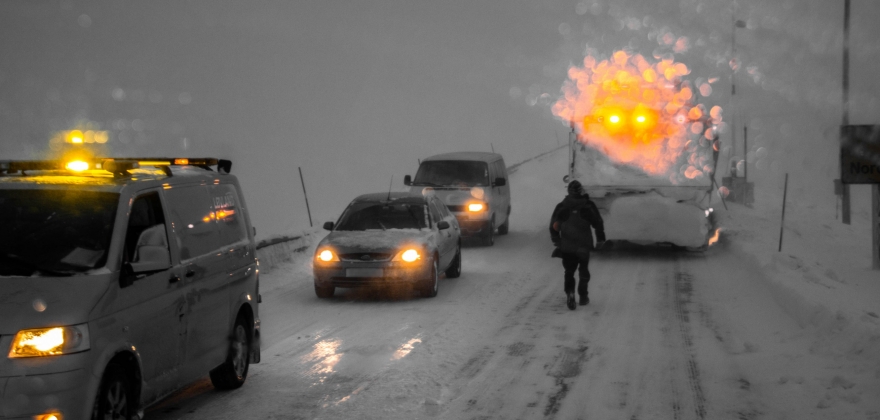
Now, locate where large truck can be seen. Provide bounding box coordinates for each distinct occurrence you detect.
[564,128,721,250]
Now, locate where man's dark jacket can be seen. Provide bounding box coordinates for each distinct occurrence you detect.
[549,193,606,255]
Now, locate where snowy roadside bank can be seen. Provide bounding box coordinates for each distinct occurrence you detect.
[714,192,880,363]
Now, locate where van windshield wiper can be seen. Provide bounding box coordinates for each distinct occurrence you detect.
[411,181,443,187]
[0,254,76,277]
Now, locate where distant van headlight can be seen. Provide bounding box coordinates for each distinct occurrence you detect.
[8,323,90,358]
[467,202,485,212]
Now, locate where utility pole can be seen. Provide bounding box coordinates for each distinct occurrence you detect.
[841,0,852,225]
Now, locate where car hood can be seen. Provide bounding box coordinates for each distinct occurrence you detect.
[320,229,433,254]
[0,274,112,333]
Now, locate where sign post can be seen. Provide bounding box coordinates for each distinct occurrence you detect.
[840,125,880,270]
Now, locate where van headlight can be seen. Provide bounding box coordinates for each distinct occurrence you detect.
[467,202,485,212]
[8,323,90,358]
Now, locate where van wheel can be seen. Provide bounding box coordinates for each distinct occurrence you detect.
[482,218,495,246]
[92,363,134,420]
[497,218,509,235]
[421,257,439,298]
[315,283,335,298]
[445,245,461,278]
[210,316,250,390]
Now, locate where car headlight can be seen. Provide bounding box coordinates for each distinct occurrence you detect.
[467,202,485,212]
[9,323,90,358]
[315,249,340,262]
[392,248,421,263]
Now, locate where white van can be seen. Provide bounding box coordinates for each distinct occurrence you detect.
[0,157,260,420]
[404,152,510,245]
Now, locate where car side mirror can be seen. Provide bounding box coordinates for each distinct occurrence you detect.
[404,175,412,186]
[323,221,335,231]
[437,220,450,230]
[494,178,506,187]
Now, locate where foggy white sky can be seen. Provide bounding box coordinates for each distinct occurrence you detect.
[1,0,878,234]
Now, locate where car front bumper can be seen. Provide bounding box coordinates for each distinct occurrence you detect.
[314,260,432,288]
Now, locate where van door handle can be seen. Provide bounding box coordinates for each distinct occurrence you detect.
[169,276,181,284]
[185,270,195,278]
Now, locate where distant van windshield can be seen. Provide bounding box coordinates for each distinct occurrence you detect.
[413,161,489,187]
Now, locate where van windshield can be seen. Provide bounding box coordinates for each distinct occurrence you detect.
[413,161,489,187]
[0,189,119,276]
[336,202,427,231]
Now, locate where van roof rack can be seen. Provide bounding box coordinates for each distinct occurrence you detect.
[0,157,232,177]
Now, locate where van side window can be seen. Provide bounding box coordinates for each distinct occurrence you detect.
[164,186,221,260]
[210,185,249,246]
[124,192,168,264]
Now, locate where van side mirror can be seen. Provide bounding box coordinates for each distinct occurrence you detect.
[323,221,335,231]
[404,175,412,186]
[437,220,450,230]
[494,178,506,187]
[130,246,172,273]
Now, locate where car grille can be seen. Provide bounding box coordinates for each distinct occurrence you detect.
[446,205,466,212]
[339,253,392,262]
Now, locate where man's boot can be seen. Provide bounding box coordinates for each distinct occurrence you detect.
[566,292,576,310]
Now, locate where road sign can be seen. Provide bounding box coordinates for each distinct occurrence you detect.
[840,125,880,184]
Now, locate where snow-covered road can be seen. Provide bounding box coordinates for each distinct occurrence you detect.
[144,150,879,420]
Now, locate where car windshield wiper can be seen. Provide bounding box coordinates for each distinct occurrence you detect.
[0,254,76,277]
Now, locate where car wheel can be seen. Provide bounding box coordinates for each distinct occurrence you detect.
[315,282,335,298]
[92,363,133,420]
[209,316,250,390]
[421,257,439,298]
[482,218,495,246]
[497,217,509,235]
[445,244,461,278]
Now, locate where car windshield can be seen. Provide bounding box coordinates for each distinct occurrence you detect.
[413,161,489,187]
[335,202,427,231]
[0,189,119,276]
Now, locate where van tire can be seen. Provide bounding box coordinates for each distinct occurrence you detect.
[92,362,134,420]
[209,316,250,390]
[315,283,335,298]
[497,218,509,235]
[482,218,495,246]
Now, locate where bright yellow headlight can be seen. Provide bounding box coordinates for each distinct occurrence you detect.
[9,324,90,358]
[65,160,89,171]
[400,249,420,262]
[317,249,338,262]
[467,203,484,212]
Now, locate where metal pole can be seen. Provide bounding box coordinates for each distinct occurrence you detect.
[842,0,852,225]
[779,173,788,252]
[874,184,880,269]
[491,143,495,153]
[744,126,748,182]
[298,166,313,227]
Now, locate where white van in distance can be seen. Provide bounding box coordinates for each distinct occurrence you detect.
[404,152,510,246]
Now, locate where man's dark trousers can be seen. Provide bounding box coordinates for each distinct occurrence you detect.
[561,251,590,297]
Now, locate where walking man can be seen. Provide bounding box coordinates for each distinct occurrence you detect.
[549,180,606,310]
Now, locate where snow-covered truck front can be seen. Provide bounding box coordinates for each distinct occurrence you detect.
[553,51,724,250]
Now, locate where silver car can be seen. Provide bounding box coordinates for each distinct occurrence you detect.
[313,192,462,298]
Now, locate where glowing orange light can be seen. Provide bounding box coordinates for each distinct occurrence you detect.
[467,203,484,212]
[708,229,721,246]
[318,250,334,262]
[553,49,720,182]
[400,249,420,262]
[65,160,89,171]
[174,158,189,165]
[68,130,84,144]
